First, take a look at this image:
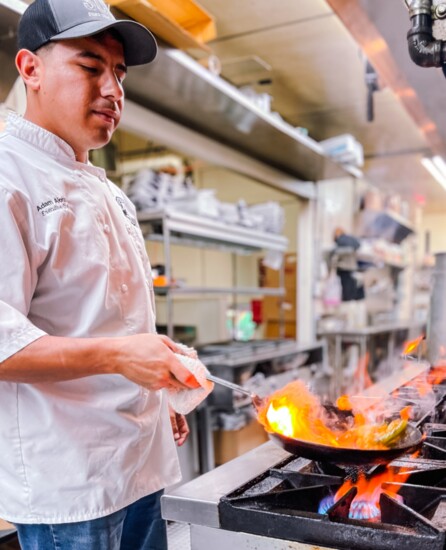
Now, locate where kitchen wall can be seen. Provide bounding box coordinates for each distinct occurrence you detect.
[421,213,446,255]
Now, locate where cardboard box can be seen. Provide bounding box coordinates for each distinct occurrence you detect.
[260,253,297,325]
[259,253,297,289]
[213,420,269,465]
[262,289,296,322]
[264,320,297,339]
[108,0,216,51]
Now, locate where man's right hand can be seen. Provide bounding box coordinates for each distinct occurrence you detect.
[113,333,201,392]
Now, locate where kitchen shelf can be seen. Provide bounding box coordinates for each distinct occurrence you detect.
[139,208,289,339]
[356,252,407,271]
[124,46,354,183]
[323,245,407,271]
[357,209,415,244]
[138,209,289,253]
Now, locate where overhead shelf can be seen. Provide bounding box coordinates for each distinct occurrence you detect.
[137,209,289,253]
[124,46,355,183]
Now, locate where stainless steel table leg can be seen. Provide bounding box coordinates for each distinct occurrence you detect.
[334,335,342,398]
[196,406,215,474]
[388,331,396,375]
[359,335,367,392]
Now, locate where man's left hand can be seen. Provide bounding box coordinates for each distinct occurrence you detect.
[169,407,190,446]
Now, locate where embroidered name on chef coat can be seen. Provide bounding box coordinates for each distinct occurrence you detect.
[36,197,70,217]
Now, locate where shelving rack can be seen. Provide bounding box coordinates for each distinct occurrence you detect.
[137,208,289,340]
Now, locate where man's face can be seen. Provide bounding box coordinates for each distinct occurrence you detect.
[31,33,126,160]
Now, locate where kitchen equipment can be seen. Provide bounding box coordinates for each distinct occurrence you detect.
[205,373,265,410]
[268,423,423,465]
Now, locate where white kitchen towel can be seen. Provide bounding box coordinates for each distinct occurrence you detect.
[166,351,214,415]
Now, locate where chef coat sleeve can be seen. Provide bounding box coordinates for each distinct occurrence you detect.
[0,187,47,363]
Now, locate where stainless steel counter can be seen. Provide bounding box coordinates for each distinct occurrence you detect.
[162,441,292,528]
[318,321,424,338]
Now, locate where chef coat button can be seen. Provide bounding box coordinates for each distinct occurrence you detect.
[104,224,111,234]
[121,284,129,293]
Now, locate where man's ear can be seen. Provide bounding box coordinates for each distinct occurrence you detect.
[15,49,42,91]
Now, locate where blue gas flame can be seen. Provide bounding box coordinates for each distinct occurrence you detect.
[318,495,335,515]
[318,496,381,521]
[349,500,380,521]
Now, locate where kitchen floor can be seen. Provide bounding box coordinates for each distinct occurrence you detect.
[168,522,191,550]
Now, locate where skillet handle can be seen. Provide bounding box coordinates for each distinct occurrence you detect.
[205,373,254,398]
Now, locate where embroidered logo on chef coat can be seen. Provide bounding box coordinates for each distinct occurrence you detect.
[36,197,70,217]
[115,196,137,226]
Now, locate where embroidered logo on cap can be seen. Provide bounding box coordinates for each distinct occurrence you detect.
[82,0,114,20]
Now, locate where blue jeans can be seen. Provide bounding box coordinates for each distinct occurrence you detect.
[14,490,167,550]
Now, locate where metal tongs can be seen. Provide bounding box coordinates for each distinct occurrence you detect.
[205,373,266,410]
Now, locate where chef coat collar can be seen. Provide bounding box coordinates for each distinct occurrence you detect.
[5,111,107,179]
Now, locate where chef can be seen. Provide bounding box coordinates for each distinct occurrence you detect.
[0,0,200,548]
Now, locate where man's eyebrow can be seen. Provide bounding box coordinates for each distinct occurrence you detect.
[75,50,128,74]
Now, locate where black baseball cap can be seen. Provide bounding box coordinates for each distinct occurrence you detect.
[18,0,157,66]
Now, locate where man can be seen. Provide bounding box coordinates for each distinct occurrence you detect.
[332,227,366,329]
[0,0,200,548]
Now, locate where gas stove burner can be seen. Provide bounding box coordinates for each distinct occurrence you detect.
[315,460,377,480]
[219,453,446,550]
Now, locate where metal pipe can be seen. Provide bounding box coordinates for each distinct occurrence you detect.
[406,0,446,68]
[427,252,446,364]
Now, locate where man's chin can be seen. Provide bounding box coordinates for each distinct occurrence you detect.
[90,131,115,151]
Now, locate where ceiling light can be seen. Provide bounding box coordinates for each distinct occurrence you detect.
[421,155,446,191]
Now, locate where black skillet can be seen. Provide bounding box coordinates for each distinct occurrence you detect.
[268,423,423,465]
[205,374,423,465]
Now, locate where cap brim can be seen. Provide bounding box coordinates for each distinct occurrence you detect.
[52,19,157,66]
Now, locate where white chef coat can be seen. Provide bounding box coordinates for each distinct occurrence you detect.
[0,112,181,524]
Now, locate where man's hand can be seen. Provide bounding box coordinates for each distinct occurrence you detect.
[169,406,190,446]
[113,333,201,392]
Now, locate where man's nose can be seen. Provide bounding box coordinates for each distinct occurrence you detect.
[101,70,124,101]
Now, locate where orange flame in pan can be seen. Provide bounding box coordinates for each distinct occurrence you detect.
[402,334,424,356]
[428,366,446,385]
[258,381,408,450]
